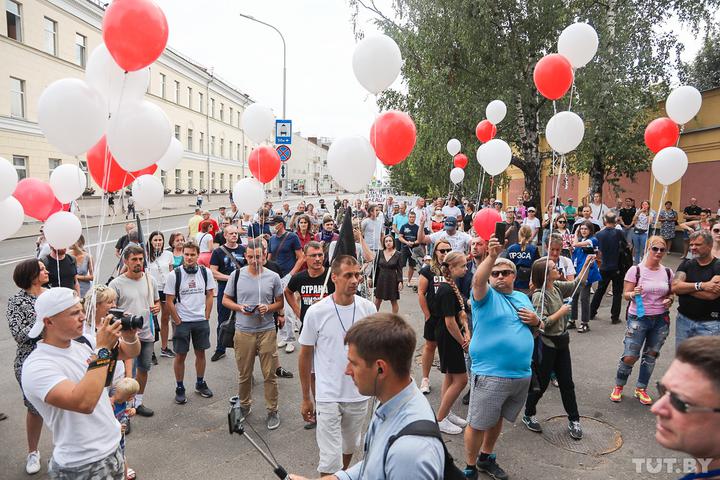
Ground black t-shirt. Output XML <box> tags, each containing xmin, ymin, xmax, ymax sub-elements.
<box><xmin>213</xmin><ymin>232</ymin><xmax>226</xmax><ymax>246</ymax></box>
<box><xmin>115</xmin><ymin>234</ymin><xmax>129</xmax><ymax>252</ymax></box>
<box><xmin>398</xmin><ymin>223</ymin><xmax>419</xmax><ymax>249</ymax></box>
<box><xmin>462</xmin><ymin>213</ymin><xmax>473</xmax><ymax>232</ymax></box>
<box><xmin>286</xmin><ymin>269</ymin><xmax>335</xmax><ymax>321</ymax></box>
<box><xmin>595</xmin><ymin>227</ymin><xmax>626</xmax><ymax>271</ymax></box>
<box><xmin>677</xmin><ymin>258</ymin><xmax>720</xmax><ymax>321</ymax></box>
<box><xmin>419</xmin><ymin>264</ymin><xmax>444</xmax><ymax>316</ymax></box>
<box><xmin>683</xmin><ymin>205</ymin><xmax>702</xmax><ymax>218</ymax></box>
<box><xmin>431</xmin><ymin>282</ymin><xmax>462</xmax><ymax>320</ymax></box>
<box><xmin>523</xmin><ymin>199</ymin><xmax>537</xmax><ymax>210</ymax></box>
<box><xmin>42</xmin><ymin>255</ymin><xmax>77</xmax><ymax>289</ymax></box>
<box><xmin>619</xmin><ymin>207</ymin><xmax>636</xmax><ymax>226</ymax></box>
<box><xmin>210</xmin><ymin>244</ymin><xmax>247</xmax><ymax>279</ymax></box>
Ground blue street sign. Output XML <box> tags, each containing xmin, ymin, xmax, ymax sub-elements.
<box><xmin>276</xmin><ymin>145</ymin><xmax>291</xmax><ymax>162</ymax></box>
<box><xmin>275</xmin><ymin>119</ymin><xmax>292</xmax><ymax>144</ymax></box>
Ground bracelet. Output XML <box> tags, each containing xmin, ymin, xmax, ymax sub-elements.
<box><xmin>695</xmin><ymin>282</ymin><xmax>702</xmax><ymax>291</ymax></box>
<box><xmin>121</xmin><ymin>336</ymin><xmax>139</xmax><ymax>345</ymax></box>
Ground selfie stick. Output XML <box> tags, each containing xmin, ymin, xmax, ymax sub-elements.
<box><xmin>228</xmin><ymin>408</ymin><xmax>289</xmax><ymax>479</ymax></box>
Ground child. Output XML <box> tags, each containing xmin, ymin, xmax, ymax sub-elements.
<box><xmin>110</xmin><ymin>377</ymin><xmax>140</xmax><ymax>480</ymax></box>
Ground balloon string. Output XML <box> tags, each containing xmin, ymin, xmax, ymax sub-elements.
<box><xmin>644</xmin><ymin>185</ymin><xmax>666</xmax><ymax>257</ymax></box>
<box><xmin>476</xmin><ymin>169</ymin><xmax>486</xmax><ymax>208</ymax></box>
<box><xmin>568</xmin><ymin>80</ymin><xmax>576</xmax><ymax>111</ymax></box>
<box><xmin>538</xmin><ymin>153</ymin><xmax>566</xmax><ymax>321</ymax></box>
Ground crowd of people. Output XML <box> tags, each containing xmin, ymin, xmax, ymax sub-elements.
<box><xmin>3</xmin><ymin>191</ymin><xmax>720</xmax><ymax>480</ymax></box>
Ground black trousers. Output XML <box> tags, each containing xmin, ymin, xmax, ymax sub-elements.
<box><xmin>590</xmin><ymin>269</ymin><xmax>624</xmax><ymax>321</ymax></box>
<box><xmin>525</xmin><ymin>341</ymin><xmax>580</xmax><ymax>421</ymax></box>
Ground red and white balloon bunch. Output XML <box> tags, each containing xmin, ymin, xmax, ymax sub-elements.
<box><xmin>476</xmin><ymin>100</ymin><xmax>512</xmax><ymax>176</ymax></box>
<box><xmin>446</xmin><ymin>139</ymin><xmax>466</xmax><ymax>185</ymax></box>
<box><xmin>328</xmin><ymin>34</ymin><xmax>417</xmax><ymax>192</ymax></box>
<box><xmin>647</xmin><ymin>86</ymin><xmax>702</xmax><ymax>186</ymax></box>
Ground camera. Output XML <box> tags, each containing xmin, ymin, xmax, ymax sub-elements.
<box><xmin>108</xmin><ymin>308</ymin><xmax>143</xmax><ymax>331</ymax></box>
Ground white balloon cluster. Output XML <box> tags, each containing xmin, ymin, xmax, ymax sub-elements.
<box><xmin>132</xmin><ymin>175</ymin><xmax>164</xmax><ymax>210</ymax></box>
<box><xmin>558</xmin><ymin>23</ymin><xmax>599</xmax><ymax>69</ymax></box>
<box><xmin>50</xmin><ymin>164</ymin><xmax>87</xmax><ymax>204</ymax></box>
<box><xmin>0</xmin><ymin>157</ymin><xmax>22</xmax><ymax>241</ymax></box>
<box><xmin>477</xmin><ymin>139</ymin><xmax>512</xmax><ymax>176</ymax></box>
<box><xmin>232</xmin><ymin>177</ymin><xmax>265</xmax><ymax>215</ymax></box>
<box><xmin>546</xmin><ymin>111</ymin><xmax>585</xmax><ymax>154</ymax></box>
<box><xmin>447</xmin><ymin>139</ymin><xmax>461</xmax><ymax>156</ymax></box>
<box><xmin>327</xmin><ymin>136</ymin><xmax>377</xmax><ymax>193</ymax></box>
<box><xmin>44</xmin><ymin>211</ymin><xmax>82</xmax><ymax>249</ymax></box>
<box><xmin>450</xmin><ymin>167</ymin><xmax>465</xmax><ymax>185</ymax></box>
<box><xmin>486</xmin><ymin>100</ymin><xmax>507</xmax><ymax>125</ymax></box>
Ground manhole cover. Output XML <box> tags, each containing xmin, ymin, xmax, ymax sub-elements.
<box><xmin>541</xmin><ymin>415</ymin><xmax>623</xmax><ymax>456</ymax></box>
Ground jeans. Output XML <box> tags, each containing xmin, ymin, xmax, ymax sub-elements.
<box><xmin>590</xmin><ymin>270</ymin><xmax>624</xmax><ymax>321</ymax></box>
<box><xmin>675</xmin><ymin>312</ymin><xmax>720</xmax><ymax>350</ymax></box>
<box><xmin>570</xmin><ymin>282</ymin><xmax>592</xmax><ymax>324</ymax></box>
<box><xmin>615</xmin><ymin>313</ymin><xmax>669</xmax><ymax>388</ymax></box>
<box><xmin>632</xmin><ymin>230</ymin><xmax>648</xmax><ymax>265</ymax></box>
<box><xmin>215</xmin><ymin>281</ymin><xmax>230</xmax><ymax>354</ymax></box>
<box><xmin>525</xmin><ymin>340</ymin><xmax>579</xmax><ymax>421</ymax></box>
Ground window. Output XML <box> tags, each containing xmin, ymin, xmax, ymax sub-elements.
<box><xmin>13</xmin><ymin>155</ymin><xmax>27</xmax><ymax>180</ymax></box>
<box><xmin>174</xmin><ymin>81</ymin><xmax>180</xmax><ymax>103</ymax></box>
<box><xmin>6</xmin><ymin>0</ymin><xmax>22</xmax><ymax>41</ymax></box>
<box><xmin>210</xmin><ymin>98</ymin><xmax>215</xmax><ymax>118</ymax></box>
<box><xmin>199</xmin><ymin>132</ymin><xmax>204</xmax><ymax>153</ymax></box>
<box><xmin>175</xmin><ymin>169</ymin><xmax>181</xmax><ymax>189</ymax></box>
<box><xmin>220</xmin><ymin>173</ymin><xmax>225</xmax><ymax>191</ymax></box>
<box><xmin>43</xmin><ymin>17</ymin><xmax>57</xmax><ymax>55</ymax></box>
<box><xmin>220</xmin><ymin>138</ymin><xmax>224</xmax><ymax>158</ymax></box>
<box><xmin>237</xmin><ymin>111</ymin><xmax>241</xmax><ymax>126</ymax></box>
<box><xmin>160</xmin><ymin>170</ymin><xmax>167</xmax><ymax>187</ymax></box>
<box><xmin>229</xmin><ymin>141</ymin><xmax>233</xmax><ymax>160</ymax></box>
<box><xmin>211</xmin><ymin>172</ymin><xmax>216</xmax><ymax>191</ymax></box>
<box><xmin>78</xmin><ymin>160</ymin><xmax>89</xmax><ymax>186</ymax></box>
<box><xmin>187</xmin><ymin>87</ymin><xmax>193</xmax><ymax>109</ymax></box>
<box><xmin>188</xmin><ymin>170</ymin><xmax>194</xmax><ymax>190</ymax></box>
<box><xmin>198</xmin><ymin>92</ymin><xmax>204</xmax><ymax>113</ymax></box>
<box><xmin>229</xmin><ymin>174</ymin><xmax>233</xmax><ymax>187</ymax></box>
<box><xmin>199</xmin><ymin>171</ymin><xmax>205</xmax><ymax>190</ymax></box>
<box><xmin>75</xmin><ymin>33</ymin><xmax>86</xmax><ymax>67</ymax></box>
<box><xmin>48</xmin><ymin>158</ymin><xmax>61</xmax><ymax>175</ymax></box>
<box><xmin>159</xmin><ymin>73</ymin><xmax>166</xmax><ymax>98</ymax></box>
<box><xmin>229</xmin><ymin>107</ymin><xmax>233</xmax><ymax>126</ymax></box>
<box><xmin>210</xmin><ymin>136</ymin><xmax>216</xmax><ymax>156</ymax></box>
<box><xmin>187</xmin><ymin>128</ymin><xmax>193</xmax><ymax>151</ymax></box>
<box><xmin>220</xmin><ymin>102</ymin><xmax>224</xmax><ymax>121</ymax></box>
<box><xmin>174</xmin><ymin>125</ymin><xmax>181</xmax><ymax>140</ymax></box>
<box><xmin>10</xmin><ymin>76</ymin><xmax>25</xmax><ymax>118</ymax></box>
<box><xmin>237</xmin><ymin>144</ymin><xmax>242</xmax><ymax>162</ymax></box>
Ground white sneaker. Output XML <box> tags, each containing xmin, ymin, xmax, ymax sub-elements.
<box><xmin>438</xmin><ymin>417</ymin><xmax>463</xmax><ymax>434</ymax></box>
<box><xmin>447</xmin><ymin>411</ymin><xmax>468</xmax><ymax>428</ymax></box>
<box><xmin>420</xmin><ymin>377</ymin><xmax>431</xmax><ymax>394</ymax></box>
<box><xmin>277</xmin><ymin>340</ymin><xmax>287</xmax><ymax>348</ymax></box>
<box><xmin>285</xmin><ymin>342</ymin><xmax>295</xmax><ymax>353</ymax></box>
<box><xmin>26</xmin><ymin>451</ymin><xmax>41</xmax><ymax>475</ymax></box>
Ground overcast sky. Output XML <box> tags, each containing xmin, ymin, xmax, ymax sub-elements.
<box><xmin>154</xmin><ymin>1</ymin><xmax>708</xmax><ymax>142</ymax></box>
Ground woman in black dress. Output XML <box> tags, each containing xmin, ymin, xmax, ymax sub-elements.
<box><xmin>373</xmin><ymin>234</ymin><xmax>403</xmax><ymax>313</ymax></box>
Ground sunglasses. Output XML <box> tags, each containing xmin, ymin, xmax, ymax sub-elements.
<box><xmin>650</xmin><ymin>246</ymin><xmax>666</xmax><ymax>253</ymax></box>
<box><xmin>436</xmin><ymin>248</ymin><xmax>452</xmax><ymax>254</ymax></box>
<box><xmin>491</xmin><ymin>270</ymin><xmax>515</xmax><ymax>278</ymax></box>
<box><xmin>656</xmin><ymin>382</ymin><xmax>720</xmax><ymax>414</ymax></box>
<box><xmin>557</xmin><ymin>220</ymin><xmax>566</xmax><ymax>224</ymax></box>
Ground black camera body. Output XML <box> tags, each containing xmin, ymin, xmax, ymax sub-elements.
<box><xmin>108</xmin><ymin>308</ymin><xmax>143</xmax><ymax>331</ymax></box>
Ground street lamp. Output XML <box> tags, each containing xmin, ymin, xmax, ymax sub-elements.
<box><xmin>239</xmin><ymin>12</ymin><xmax>287</xmax><ymax>194</ymax></box>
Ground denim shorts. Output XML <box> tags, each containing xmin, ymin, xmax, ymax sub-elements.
<box><xmin>135</xmin><ymin>341</ymin><xmax>155</xmax><ymax>372</ymax></box>
<box><xmin>622</xmin><ymin>313</ymin><xmax>670</xmax><ymax>358</ymax></box>
<box><xmin>173</xmin><ymin>321</ymin><xmax>211</xmax><ymax>354</ymax></box>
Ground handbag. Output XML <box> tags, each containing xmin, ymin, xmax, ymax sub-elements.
<box><xmin>218</xmin><ymin>317</ymin><xmax>236</xmax><ymax>349</ymax></box>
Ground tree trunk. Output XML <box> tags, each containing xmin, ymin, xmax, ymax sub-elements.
<box><xmin>513</xmin><ymin>93</ymin><xmax>543</xmax><ymax>214</ymax></box>
<box><xmin>589</xmin><ymin>154</ymin><xmax>605</xmax><ymax>199</ymax></box>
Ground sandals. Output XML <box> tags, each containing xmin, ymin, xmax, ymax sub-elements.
<box><xmin>127</xmin><ymin>467</ymin><xmax>136</xmax><ymax>480</ymax></box>
<box><xmin>578</xmin><ymin>323</ymin><xmax>590</xmax><ymax>333</ymax></box>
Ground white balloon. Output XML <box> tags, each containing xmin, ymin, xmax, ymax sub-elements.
<box><xmin>447</xmin><ymin>139</ymin><xmax>461</xmax><ymax>156</ymax></box>
<box><xmin>38</xmin><ymin>78</ymin><xmax>108</xmax><ymax>156</ymax></box>
<box><xmin>666</xmin><ymin>86</ymin><xmax>702</xmax><ymax>125</ymax></box>
<box><xmin>545</xmin><ymin>111</ymin><xmax>585</xmax><ymax>154</ymax></box>
<box><xmin>327</xmin><ymin>136</ymin><xmax>376</xmax><ymax>192</ymax></box>
<box><xmin>241</xmin><ymin>103</ymin><xmax>275</xmax><ymax>144</ymax></box>
<box><xmin>0</xmin><ymin>157</ymin><xmax>19</xmax><ymax>201</ymax></box>
<box><xmin>476</xmin><ymin>139</ymin><xmax>512</xmax><ymax>176</ymax></box>
<box><xmin>50</xmin><ymin>164</ymin><xmax>87</xmax><ymax>203</ymax></box>
<box><xmin>558</xmin><ymin>23</ymin><xmax>599</xmax><ymax>69</ymax></box>
<box><xmin>352</xmin><ymin>34</ymin><xmax>402</xmax><ymax>94</ymax></box>
<box><xmin>44</xmin><ymin>211</ymin><xmax>82</xmax><ymax>249</ymax></box>
<box><xmin>131</xmin><ymin>175</ymin><xmax>164</xmax><ymax>210</ymax></box>
<box><xmin>157</xmin><ymin>137</ymin><xmax>184</xmax><ymax>171</ymax></box>
<box><xmin>232</xmin><ymin>177</ymin><xmax>265</xmax><ymax>215</ymax></box>
<box><xmin>486</xmin><ymin>100</ymin><xmax>507</xmax><ymax>125</ymax></box>
<box><xmin>450</xmin><ymin>167</ymin><xmax>465</xmax><ymax>185</ymax></box>
<box><xmin>652</xmin><ymin>146</ymin><xmax>688</xmax><ymax>186</ymax></box>
<box><xmin>0</xmin><ymin>196</ymin><xmax>24</xmax><ymax>241</ymax></box>
<box><xmin>107</xmin><ymin>100</ymin><xmax>172</xmax><ymax>171</ymax></box>
<box><xmin>86</xmin><ymin>44</ymin><xmax>149</xmax><ymax>115</ymax></box>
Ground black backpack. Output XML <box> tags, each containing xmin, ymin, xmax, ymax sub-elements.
<box><xmin>383</xmin><ymin>420</ymin><xmax>465</xmax><ymax>479</ymax></box>
<box><xmin>173</xmin><ymin>266</ymin><xmax>209</xmax><ymax>304</ymax></box>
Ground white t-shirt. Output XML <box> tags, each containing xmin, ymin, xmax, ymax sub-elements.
<box><xmin>441</xmin><ymin>205</ymin><xmax>461</xmax><ymax>218</ymax></box>
<box><xmin>590</xmin><ymin>203</ymin><xmax>610</xmax><ymax>221</ymax></box>
<box><xmin>195</xmin><ymin>232</ymin><xmax>213</xmax><ymax>253</ymax></box>
<box><xmin>22</xmin><ymin>338</ymin><xmax>120</xmax><ymax>468</ymax></box>
<box><xmin>298</xmin><ymin>295</ymin><xmax>375</xmax><ymax>403</ymax></box>
<box><xmin>556</xmin><ymin>255</ymin><xmax>576</xmax><ymax>279</ymax></box>
<box><xmin>428</xmin><ymin>230</ymin><xmax>471</xmax><ymax>253</ymax></box>
<box><xmin>361</xmin><ymin>216</ymin><xmax>384</xmax><ymax>250</ymax></box>
<box><xmin>522</xmin><ymin>216</ymin><xmax>541</xmax><ymax>236</ymax></box>
<box><xmin>164</xmin><ymin>266</ymin><xmax>216</xmax><ymax>322</ymax></box>
<box><xmin>147</xmin><ymin>250</ymin><xmax>174</xmax><ymax>288</ymax></box>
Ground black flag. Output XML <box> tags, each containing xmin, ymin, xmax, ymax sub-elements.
<box><xmin>332</xmin><ymin>206</ymin><xmax>356</xmax><ymax>261</ymax></box>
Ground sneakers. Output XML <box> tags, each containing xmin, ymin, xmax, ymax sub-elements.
<box><xmin>463</xmin><ymin>468</ymin><xmax>479</xmax><ymax>479</ymax></box>
<box><xmin>135</xmin><ymin>404</ymin><xmax>154</xmax><ymax>417</ymax></box>
<box><xmin>462</xmin><ymin>390</ymin><xmax>471</xmax><ymax>405</ymax></box>
<box><xmin>522</xmin><ymin>415</ymin><xmax>542</xmax><ymax>433</ymax></box>
<box><xmin>303</xmin><ymin>420</ymin><xmax>317</xmax><ymax>430</ymax></box>
<box><xmin>151</xmin><ymin>351</ymin><xmax>158</xmax><ymax>365</ymax></box>
<box><xmin>210</xmin><ymin>351</ymin><xmax>226</xmax><ymax>362</ymax></box>
<box><xmin>195</xmin><ymin>381</ymin><xmax>213</xmax><ymax>398</ymax></box>
<box><xmin>160</xmin><ymin>347</ymin><xmax>176</xmax><ymax>358</ymax></box>
<box><xmin>634</xmin><ymin>387</ymin><xmax>653</xmax><ymax>405</ymax></box>
<box><xmin>438</xmin><ymin>417</ymin><xmax>463</xmax><ymax>434</ymax></box>
<box><xmin>285</xmin><ymin>342</ymin><xmax>295</xmax><ymax>354</ymax></box>
<box><xmin>276</xmin><ymin>366</ymin><xmax>294</xmax><ymax>378</ymax></box>
<box><xmin>175</xmin><ymin>387</ymin><xmax>187</xmax><ymax>405</ymax></box>
<box><xmin>551</xmin><ymin>377</ymin><xmax>560</xmax><ymax>388</ymax></box>
<box><xmin>447</xmin><ymin>411</ymin><xmax>468</xmax><ymax>428</ymax></box>
<box><xmin>277</xmin><ymin>339</ymin><xmax>288</xmax><ymax>348</ymax></box>
<box><xmin>476</xmin><ymin>455</ymin><xmax>508</xmax><ymax>480</ymax></box>
<box><xmin>267</xmin><ymin>411</ymin><xmax>281</xmax><ymax>430</ymax></box>
<box><xmin>26</xmin><ymin>451</ymin><xmax>41</xmax><ymax>475</ymax></box>
<box><xmin>578</xmin><ymin>323</ymin><xmax>590</xmax><ymax>333</ymax></box>
<box><xmin>567</xmin><ymin>320</ymin><xmax>576</xmax><ymax>330</ymax></box>
<box><xmin>420</xmin><ymin>377</ymin><xmax>431</xmax><ymax>394</ymax></box>
<box><xmin>569</xmin><ymin>420</ymin><xmax>583</xmax><ymax>440</ymax></box>
<box><xmin>611</xmin><ymin>318</ymin><xmax>621</xmax><ymax>324</ymax></box>
<box><xmin>610</xmin><ymin>385</ymin><xmax>624</xmax><ymax>402</ymax></box>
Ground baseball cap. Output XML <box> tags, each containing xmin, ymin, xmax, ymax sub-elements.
<box><xmin>29</xmin><ymin>288</ymin><xmax>81</xmax><ymax>339</ymax></box>
<box><xmin>567</xmin><ymin>198</ymin><xmax>574</xmax><ymax>202</ymax></box>
<box><xmin>444</xmin><ymin>217</ymin><xmax>457</xmax><ymax>229</ymax></box>
<box><xmin>268</xmin><ymin>215</ymin><xmax>285</xmax><ymax>225</ymax></box>
<box><xmin>494</xmin><ymin>200</ymin><xmax>503</xmax><ymax>205</ymax></box>
<box><xmin>528</xmin><ymin>207</ymin><xmax>537</xmax><ymax>212</ymax></box>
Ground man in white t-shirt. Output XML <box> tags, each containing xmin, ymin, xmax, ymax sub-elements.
<box><xmin>298</xmin><ymin>255</ymin><xmax>374</xmax><ymax>475</ymax></box>
<box><xmin>22</xmin><ymin>288</ymin><xmax>141</xmax><ymax>479</ymax></box>
<box><xmin>589</xmin><ymin>192</ymin><xmax>610</xmax><ymax>223</ymax></box>
<box><xmin>441</xmin><ymin>197</ymin><xmax>462</xmax><ymax>219</ymax></box>
<box><xmin>419</xmin><ymin>215</ymin><xmax>471</xmax><ymax>254</ymax></box>
<box><xmin>165</xmin><ymin>242</ymin><xmax>217</xmax><ymax>405</ymax></box>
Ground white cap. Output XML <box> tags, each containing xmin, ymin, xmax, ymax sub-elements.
<box><xmin>28</xmin><ymin>288</ymin><xmax>81</xmax><ymax>339</ymax></box>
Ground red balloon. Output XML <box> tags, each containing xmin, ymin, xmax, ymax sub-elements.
<box><xmin>475</xmin><ymin>120</ymin><xmax>497</xmax><ymax>143</ymax></box>
<box><xmin>644</xmin><ymin>117</ymin><xmax>680</xmax><ymax>153</ymax></box>
<box><xmin>473</xmin><ymin>208</ymin><xmax>503</xmax><ymax>241</ymax></box>
<box><xmin>102</xmin><ymin>0</ymin><xmax>169</xmax><ymax>72</ymax></box>
<box><xmin>249</xmin><ymin>146</ymin><xmax>281</xmax><ymax>183</ymax></box>
<box><xmin>13</xmin><ymin>178</ymin><xmax>57</xmax><ymax>221</ymax></box>
<box><xmin>533</xmin><ymin>54</ymin><xmax>574</xmax><ymax>100</ymax></box>
<box><xmin>370</xmin><ymin>111</ymin><xmax>417</xmax><ymax>166</ymax></box>
<box><xmin>87</xmin><ymin>136</ymin><xmax>154</xmax><ymax>192</ymax></box>
<box><xmin>453</xmin><ymin>153</ymin><xmax>468</xmax><ymax>169</ymax></box>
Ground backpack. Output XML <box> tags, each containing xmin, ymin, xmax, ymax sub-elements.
<box><xmin>173</xmin><ymin>266</ymin><xmax>209</xmax><ymax>304</ymax></box>
<box><xmin>383</xmin><ymin>420</ymin><xmax>465</xmax><ymax>479</ymax></box>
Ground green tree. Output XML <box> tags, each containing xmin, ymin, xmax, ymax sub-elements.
<box><xmin>684</xmin><ymin>27</ymin><xmax>720</xmax><ymax>91</ymax></box>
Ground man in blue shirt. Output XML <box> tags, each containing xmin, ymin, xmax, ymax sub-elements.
<box><xmin>465</xmin><ymin>234</ymin><xmax>540</xmax><ymax>480</ymax></box>
<box><xmin>590</xmin><ymin>212</ymin><xmax>628</xmax><ymax>324</ymax></box>
<box><xmin>289</xmin><ymin>313</ymin><xmax>444</xmax><ymax>480</ymax></box>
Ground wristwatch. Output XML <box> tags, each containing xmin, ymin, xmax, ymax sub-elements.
<box><xmin>695</xmin><ymin>282</ymin><xmax>704</xmax><ymax>292</ymax></box>
<box><xmin>95</xmin><ymin>348</ymin><xmax>112</xmax><ymax>360</ymax></box>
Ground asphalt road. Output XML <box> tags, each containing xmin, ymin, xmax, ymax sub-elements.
<box><xmin>0</xmin><ymin>212</ymin><xmax>689</xmax><ymax>479</ymax></box>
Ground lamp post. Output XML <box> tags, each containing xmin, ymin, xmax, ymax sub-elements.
<box><xmin>239</xmin><ymin>12</ymin><xmax>287</xmax><ymax>194</ymax></box>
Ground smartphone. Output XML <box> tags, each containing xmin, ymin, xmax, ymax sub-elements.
<box><xmin>243</xmin><ymin>305</ymin><xmax>258</xmax><ymax>314</ymax></box>
<box><xmin>494</xmin><ymin>222</ymin><xmax>507</xmax><ymax>245</ymax></box>
<box><xmin>582</xmin><ymin>246</ymin><xmax>595</xmax><ymax>254</ymax></box>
